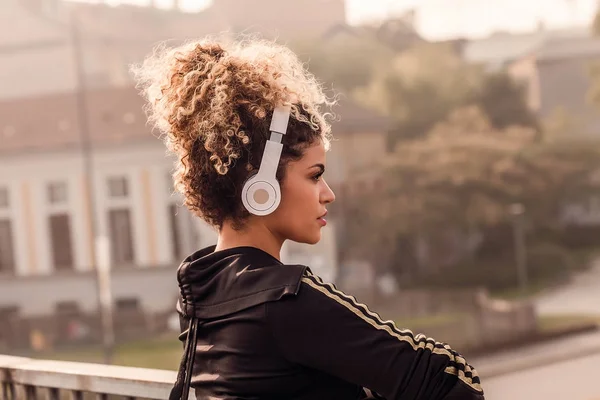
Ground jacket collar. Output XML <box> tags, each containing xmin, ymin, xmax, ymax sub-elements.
<box><xmin>176</xmin><ymin>245</ymin><xmax>307</xmax><ymax>318</ymax></box>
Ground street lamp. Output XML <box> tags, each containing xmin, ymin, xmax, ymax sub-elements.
<box><xmin>68</xmin><ymin>10</ymin><xmax>115</xmax><ymax>365</ymax></box>
<box><xmin>18</xmin><ymin>1</ymin><xmax>116</xmax><ymax>365</ymax></box>
<box><xmin>509</xmin><ymin>203</ymin><xmax>528</xmax><ymax>295</ymax></box>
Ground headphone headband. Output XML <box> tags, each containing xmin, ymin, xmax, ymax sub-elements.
<box><xmin>240</xmin><ymin>105</ymin><xmax>292</xmax><ymax>216</ymax></box>
<box><xmin>270</xmin><ymin>105</ymin><xmax>291</xmax><ymax>135</ymax></box>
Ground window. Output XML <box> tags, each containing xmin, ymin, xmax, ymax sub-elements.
<box><xmin>106</xmin><ymin>176</ymin><xmax>134</xmax><ymax>266</ymax></box>
<box><xmin>0</xmin><ymin>187</ymin><xmax>8</xmax><ymax>208</ymax></box>
<box><xmin>48</xmin><ymin>213</ymin><xmax>74</xmax><ymax>270</ymax></box>
<box><xmin>108</xmin><ymin>208</ymin><xmax>135</xmax><ymax>265</ymax></box>
<box><xmin>47</xmin><ymin>182</ymin><xmax>68</xmax><ymax>205</ymax></box>
<box><xmin>107</xmin><ymin>177</ymin><xmax>129</xmax><ymax>198</ymax></box>
<box><xmin>0</xmin><ymin>219</ymin><xmax>15</xmax><ymax>274</ymax></box>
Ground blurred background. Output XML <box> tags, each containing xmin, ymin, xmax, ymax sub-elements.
<box><xmin>2</xmin><ymin>0</ymin><xmax>600</xmax><ymax>398</ymax></box>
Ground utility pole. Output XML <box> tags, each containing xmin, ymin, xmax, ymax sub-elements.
<box><xmin>69</xmin><ymin>10</ymin><xmax>115</xmax><ymax>365</ymax></box>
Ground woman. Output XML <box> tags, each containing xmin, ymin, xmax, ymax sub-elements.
<box><xmin>133</xmin><ymin>37</ymin><xmax>484</xmax><ymax>400</ymax></box>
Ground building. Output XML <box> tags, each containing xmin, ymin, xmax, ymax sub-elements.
<box><xmin>459</xmin><ymin>24</ymin><xmax>600</xmax><ymax>137</ymax></box>
<box><xmin>480</xmin><ymin>27</ymin><xmax>600</xmax><ymax>223</ymax></box>
<box><xmin>0</xmin><ymin>86</ymin><xmax>388</xmax><ymax>277</ymax></box>
<box><xmin>507</xmin><ymin>34</ymin><xmax>600</xmax><ymax>136</ymax></box>
<box><xmin>0</xmin><ymin>0</ymin><xmax>391</xmax><ymax>348</ymax></box>
<box><xmin>461</xmin><ymin>25</ymin><xmax>589</xmax><ymax>71</ymax></box>
<box><xmin>1</xmin><ymin>0</ymin><xmax>346</xmax><ymax>100</ymax></box>
<box><xmin>0</xmin><ymin>87</ymin><xmax>203</xmax><ymax>277</ymax></box>
<box><xmin>0</xmin><ymin>85</ymin><xmax>389</xmax><ymax>348</ymax></box>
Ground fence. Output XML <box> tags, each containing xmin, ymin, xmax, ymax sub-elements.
<box><xmin>0</xmin><ymin>355</ymin><xmax>183</xmax><ymax>400</ymax></box>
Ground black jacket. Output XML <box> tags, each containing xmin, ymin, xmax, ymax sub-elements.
<box><xmin>170</xmin><ymin>245</ymin><xmax>484</xmax><ymax>400</ymax></box>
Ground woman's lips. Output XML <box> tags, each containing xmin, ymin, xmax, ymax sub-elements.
<box><xmin>317</xmin><ymin>211</ymin><xmax>328</xmax><ymax>226</ymax></box>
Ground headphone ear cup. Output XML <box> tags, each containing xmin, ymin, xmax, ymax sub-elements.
<box><xmin>241</xmin><ymin>170</ymin><xmax>258</xmax><ymax>213</ymax></box>
<box><xmin>241</xmin><ymin>169</ymin><xmax>259</xmax><ymax>188</ymax></box>
<box><xmin>240</xmin><ymin>104</ymin><xmax>290</xmax><ymax>217</ymax></box>
<box><xmin>241</xmin><ymin>174</ymin><xmax>281</xmax><ymax>216</ymax></box>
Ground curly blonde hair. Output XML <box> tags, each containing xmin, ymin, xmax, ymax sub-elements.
<box><xmin>132</xmin><ymin>36</ymin><xmax>335</xmax><ymax>229</ymax></box>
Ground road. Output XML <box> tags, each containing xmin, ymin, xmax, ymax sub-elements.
<box><xmin>472</xmin><ymin>258</ymin><xmax>600</xmax><ymax>399</ymax></box>
<box><xmin>470</xmin><ymin>320</ymin><xmax>600</xmax><ymax>399</ymax></box>
<box><xmin>535</xmin><ymin>260</ymin><xmax>600</xmax><ymax>316</ymax></box>
<box><xmin>481</xmin><ymin>352</ymin><xmax>600</xmax><ymax>400</ymax></box>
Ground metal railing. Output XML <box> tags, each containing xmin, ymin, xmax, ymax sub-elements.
<box><xmin>0</xmin><ymin>355</ymin><xmax>184</xmax><ymax>400</ymax></box>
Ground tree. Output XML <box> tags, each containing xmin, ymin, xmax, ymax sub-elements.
<box><xmin>587</xmin><ymin>60</ymin><xmax>600</xmax><ymax>109</ymax></box>
<box><xmin>356</xmin><ymin>42</ymin><xmax>540</xmax><ymax>146</ymax></box>
<box><xmin>290</xmin><ymin>34</ymin><xmax>395</xmax><ymax>93</ymax></box>
<box><xmin>356</xmin><ymin>42</ymin><xmax>482</xmax><ymax>143</ymax></box>
<box><xmin>587</xmin><ymin>10</ymin><xmax>600</xmax><ymax>109</ymax></box>
<box><xmin>475</xmin><ymin>72</ymin><xmax>540</xmax><ymax>131</ymax></box>
<box><xmin>342</xmin><ymin>106</ymin><xmax>600</xmax><ymax>281</ymax></box>
<box><xmin>292</xmin><ymin>37</ymin><xmax>539</xmax><ymax>149</ymax></box>
<box><xmin>592</xmin><ymin>9</ymin><xmax>600</xmax><ymax>36</ymax></box>
<box><xmin>542</xmin><ymin>106</ymin><xmax>586</xmax><ymax>140</ymax></box>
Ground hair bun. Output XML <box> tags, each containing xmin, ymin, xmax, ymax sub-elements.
<box><xmin>192</xmin><ymin>42</ymin><xmax>226</xmax><ymax>64</ymax></box>
<box><xmin>132</xmin><ymin>36</ymin><xmax>334</xmax><ymax>228</ymax></box>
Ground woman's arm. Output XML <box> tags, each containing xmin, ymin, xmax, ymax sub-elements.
<box><xmin>265</xmin><ymin>272</ymin><xmax>484</xmax><ymax>400</ymax></box>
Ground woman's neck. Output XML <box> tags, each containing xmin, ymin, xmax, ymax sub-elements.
<box><xmin>215</xmin><ymin>219</ymin><xmax>284</xmax><ymax>261</ymax></box>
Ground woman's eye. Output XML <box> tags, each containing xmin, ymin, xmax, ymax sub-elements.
<box><xmin>313</xmin><ymin>172</ymin><xmax>323</xmax><ymax>181</ymax></box>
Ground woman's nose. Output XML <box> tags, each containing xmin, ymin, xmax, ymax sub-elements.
<box><xmin>321</xmin><ymin>180</ymin><xmax>335</xmax><ymax>204</ymax></box>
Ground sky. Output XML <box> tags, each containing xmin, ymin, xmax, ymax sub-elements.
<box><xmin>73</xmin><ymin>0</ymin><xmax>600</xmax><ymax>40</ymax></box>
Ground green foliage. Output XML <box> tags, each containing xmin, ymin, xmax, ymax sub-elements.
<box><xmin>25</xmin><ymin>334</ymin><xmax>181</xmax><ymax>371</ymax></box>
<box><xmin>475</xmin><ymin>72</ymin><xmax>540</xmax><ymax>131</ymax></box>
<box><xmin>542</xmin><ymin>106</ymin><xmax>586</xmax><ymax>140</ymax></box>
<box><xmin>587</xmin><ymin>10</ymin><xmax>600</xmax><ymax>109</ymax></box>
<box><xmin>539</xmin><ymin>225</ymin><xmax>600</xmax><ymax>250</ymax></box>
<box><xmin>593</xmin><ymin>10</ymin><xmax>600</xmax><ymax>36</ymax></box>
<box><xmin>293</xmin><ymin>38</ymin><xmax>538</xmax><ymax>146</ymax></box>
<box><xmin>586</xmin><ymin>60</ymin><xmax>600</xmax><ymax>108</ymax></box>
<box><xmin>413</xmin><ymin>242</ymin><xmax>574</xmax><ymax>291</ymax></box>
<box><xmin>309</xmin><ymin>32</ymin><xmax>600</xmax><ymax>290</ymax></box>
<box><xmin>354</xmin><ymin>42</ymin><xmax>539</xmax><ymax>145</ymax></box>
<box><xmin>290</xmin><ymin>34</ymin><xmax>395</xmax><ymax>93</ymax></box>
<box><xmin>342</xmin><ymin>106</ymin><xmax>600</xmax><ymax>287</ymax></box>
<box><xmin>357</xmin><ymin>42</ymin><xmax>483</xmax><ymax>143</ymax></box>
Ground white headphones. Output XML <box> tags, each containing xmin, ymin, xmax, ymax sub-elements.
<box><xmin>241</xmin><ymin>105</ymin><xmax>291</xmax><ymax>216</ymax></box>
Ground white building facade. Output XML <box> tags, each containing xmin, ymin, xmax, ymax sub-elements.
<box><xmin>0</xmin><ymin>114</ymin><xmax>339</xmax><ymax>317</ymax></box>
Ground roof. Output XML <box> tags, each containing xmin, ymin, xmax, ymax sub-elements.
<box><xmin>536</xmin><ymin>36</ymin><xmax>600</xmax><ymax>62</ymax></box>
<box><xmin>0</xmin><ymin>87</ymin><xmax>389</xmax><ymax>156</ymax></box>
<box><xmin>462</xmin><ymin>26</ymin><xmax>590</xmax><ymax>66</ymax></box>
<box><xmin>0</xmin><ymin>86</ymin><xmax>152</xmax><ymax>155</ymax></box>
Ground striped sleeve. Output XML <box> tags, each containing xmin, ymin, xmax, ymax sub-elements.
<box><xmin>266</xmin><ymin>270</ymin><xmax>484</xmax><ymax>400</ymax></box>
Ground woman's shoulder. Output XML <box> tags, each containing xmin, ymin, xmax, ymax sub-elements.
<box><xmin>266</xmin><ymin>269</ymin><xmax>485</xmax><ymax>399</ymax></box>
<box><xmin>267</xmin><ymin>267</ymin><xmax>372</xmax><ymax>323</ymax></box>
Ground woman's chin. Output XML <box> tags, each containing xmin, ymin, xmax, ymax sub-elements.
<box><xmin>305</xmin><ymin>231</ymin><xmax>322</xmax><ymax>245</ymax></box>
<box><xmin>291</xmin><ymin>231</ymin><xmax>321</xmax><ymax>245</ymax></box>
